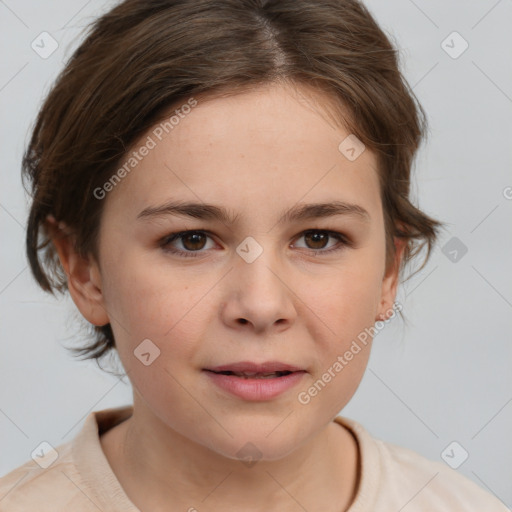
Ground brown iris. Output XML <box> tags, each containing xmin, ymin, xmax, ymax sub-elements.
<box><xmin>181</xmin><ymin>232</ymin><xmax>207</xmax><ymax>251</ymax></box>
<box><xmin>303</xmin><ymin>231</ymin><xmax>330</xmax><ymax>250</ymax></box>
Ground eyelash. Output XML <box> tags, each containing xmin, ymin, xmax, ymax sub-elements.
<box><xmin>159</xmin><ymin>229</ymin><xmax>352</xmax><ymax>258</ymax></box>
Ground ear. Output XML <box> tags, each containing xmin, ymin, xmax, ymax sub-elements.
<box><xmin>375</xmin><ymin>237</ymin><xmax>406</xmax><ymax>322</ymax></box>
<box><xmin>46</xmin><ymin>215</ymin><xmax>110</xmax><ymax>327</ymax></box>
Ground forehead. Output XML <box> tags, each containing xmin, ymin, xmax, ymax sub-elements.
<box><xmin>104</xmin><ymin>83</ymin><xmax>382</xmax><ymax>225</ymax></box>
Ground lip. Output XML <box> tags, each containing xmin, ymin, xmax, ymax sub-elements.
<box><xmin>203</xmin><ymin>361</ymin><xmax>307</xmax><ymax>401</ymax></box>
<box><xmin>205</xmin><ymin>361</ymin><xmax>305</xmax><ymax>373</ymax></box>
<box><xmin>204</xmin><ymin>370</ymin><xmax>306</xmax><ymax>401</ymax></box>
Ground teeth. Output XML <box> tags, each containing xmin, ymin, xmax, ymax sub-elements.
<box><xmin>232</xmin><ymin>371</ymin><xmax>290</xmax><ymax>378</ymax></box>
<box><xmin>235</xmin><ymin>372</ymin><xmax>279</xmax><ymax>378</ymax></box>
<box><xmin>211</xmin><ymin>370</ymin><xmax>294</xmax><ymax>378</ymax></box>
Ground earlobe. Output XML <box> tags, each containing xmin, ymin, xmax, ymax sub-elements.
<box><xmin>46</xmin><ymin>215</ymin><xmax>110</xmax><ymax>327</ymax></box>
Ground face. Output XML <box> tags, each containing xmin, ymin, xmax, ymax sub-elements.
<box><xmin>62</xmin><ymin>82</ymin><xmax>402</xmax><ymax>461</ymax></box>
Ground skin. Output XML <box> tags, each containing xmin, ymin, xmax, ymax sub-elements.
<box><xmin>51</xmin><ymin>81</ymin><xmax>405</xmax><ymax>512</ymax></box>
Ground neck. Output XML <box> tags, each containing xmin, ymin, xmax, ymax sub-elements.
<box><xmin>100</xmin><ymin>400</ymin><xmax>360</xmax><ymax>512</ymax></box>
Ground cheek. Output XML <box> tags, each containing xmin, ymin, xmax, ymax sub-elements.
<box><xmin>307</xmin><ymin>252</ymin><xmax>384</xmax><ymax>337</ymax></box>
<box><xmin>297</xmin><ymin>270</ymin><xmax>378</xmax><ymax>414</ymax></box>
<box><xmin>103</xmin><ymin>263</ymin><xmax>209</xmax><ymax>411</ymax></box>
<box><xmin>101</xmin><ymin>254</ymin><xmax>212</xmax><ymax>358</ymax></box>
<box><xmin>298</xmin><ymin>251</ymin><xmax>383</xmax><ymax>398</ymax></box>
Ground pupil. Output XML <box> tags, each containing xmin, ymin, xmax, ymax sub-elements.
<box><xmin>306</xmin><ymin>232</ymin><xmax>327</xmax><ymax>249</ymax></box>
<box><xmin>184</xmin><ymin>233</ymin><xmax>205</xmax><ymax>250</ymax></box>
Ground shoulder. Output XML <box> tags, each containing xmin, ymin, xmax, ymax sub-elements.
<box><xmin>0</xmin><ymin>406</ymin><xmax>136</xmax><ymax>512</ymax></box>
<box><xmin>0</xmin><ymin>440</ymin><xmax>96</xmax><ymax>511</ymax></box>
<box><xmin>335</xmin><ymin>416</ymin><xmax>508</xmax><ymax>511</ymax></box>
<box><xmin>376</xmin><ymin>439</ymin><xmax>507</xmax><ymax>510</ymax></box>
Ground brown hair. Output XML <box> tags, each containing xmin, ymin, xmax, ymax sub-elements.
<box><xmin>22</xmin><ymin>0</ymin><xmax>446</xmax><ymax>368</ymax></box>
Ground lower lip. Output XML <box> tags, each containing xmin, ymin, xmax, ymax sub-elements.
<box><xmin>204</xmin><ymin>370</ymin><xmax>306</xmax><ymax>401</ymax></box>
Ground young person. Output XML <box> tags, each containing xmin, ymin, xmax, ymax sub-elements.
<box><xmin>1</xmin><ymin>0</ymin><xmax>507</xmax><ymax>510</ymax></box>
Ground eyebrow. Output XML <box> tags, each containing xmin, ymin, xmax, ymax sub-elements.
<box><xmin>137</xmin><ymin>200</ymin><xmax>371</xmax><ymax>225</ymax></box>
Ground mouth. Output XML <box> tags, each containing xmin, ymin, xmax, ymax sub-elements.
<box><xmin>203</xmin><ymin>362</ymin><xmax>307</xmax><ymax>400</ymax></box>
<box><xmin>203</xmin><ymin>361</ymin><xmax>306</xmax><ymax>378</ymax></box>
<box><xmin>205</xmin><ymin>369</ymin><xmax>297</xmax><ymax>379</ymax></box>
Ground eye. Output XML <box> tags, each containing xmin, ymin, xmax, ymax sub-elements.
<box><xmin>292</xmin><ymin>230</ymin><xmax>351</xmax><ymax>254</ymax></box>
<box><xmin>160</xmin><ymin>230</ymin><xmax>216</xmax><ymax>257</ymax></box>
<box><xmin>159</xmin><ymin>229</ymin><xmax>352</xmax><ymax>258</ymax></box>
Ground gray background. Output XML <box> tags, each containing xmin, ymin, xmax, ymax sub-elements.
<box><xmin>1</xmin><ymin>0</ymin><xmax>511</xmax><ymax>507</ymax></box>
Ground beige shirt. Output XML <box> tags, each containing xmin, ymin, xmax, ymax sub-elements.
<box><xmin>0</xmin><ymin>405</ymin><xmax>507</xmax><ymax>511</ymax></box>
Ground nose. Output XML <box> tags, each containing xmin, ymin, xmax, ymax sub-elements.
<box><xmin>220</xmin><ymin>240</ymin><xmax>297</xmax><ymax>335</ymax></box>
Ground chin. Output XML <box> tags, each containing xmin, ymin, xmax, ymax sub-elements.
<box><xmin>201</xmin><ymin>425</ymin><xmax>307</xmax><ymax>464</ymax></box>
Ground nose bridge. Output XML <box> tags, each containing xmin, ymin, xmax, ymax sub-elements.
<box><xmin>225</xmin><ymin>233</ymin><xmax>295</xmax><ymax>329</ymax></box>
<box><xmin>234</xmin><ymin>233</ymin><xmax>285</xmax><ymax>293</ymax></box>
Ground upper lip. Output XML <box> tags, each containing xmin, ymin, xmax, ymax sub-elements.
<box><xmin>204</xmin><ymin>361</ymin><xmax>305</xmax><ymax>373</ymax></box>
